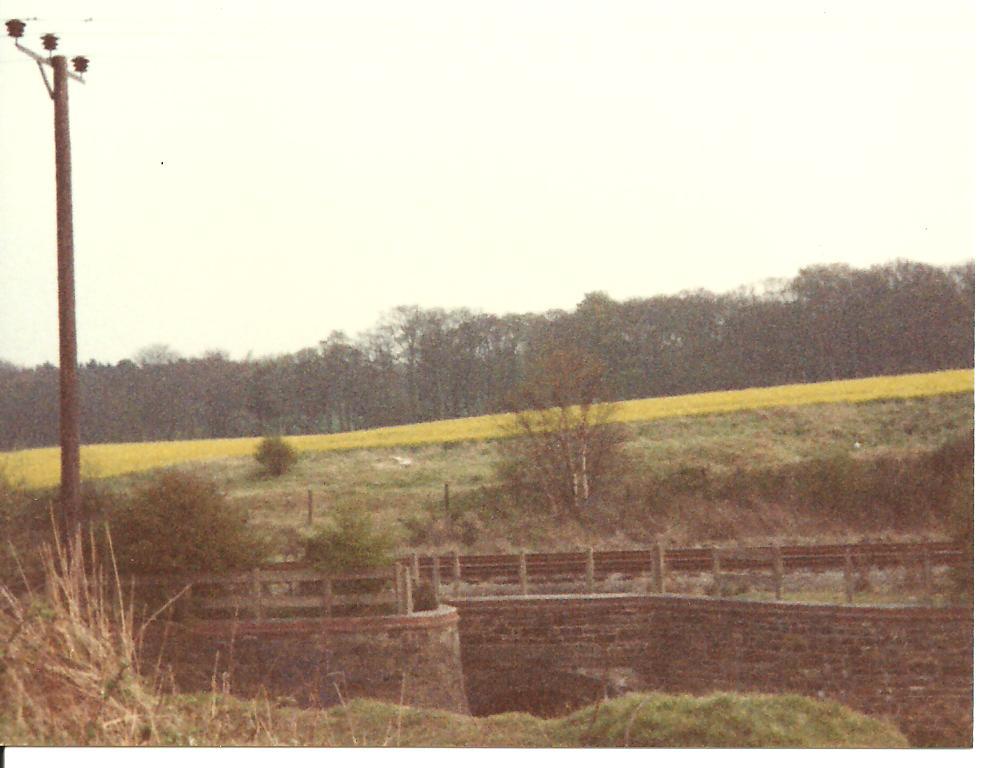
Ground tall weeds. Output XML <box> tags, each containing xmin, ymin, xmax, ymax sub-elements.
<box><xmin>0</xmin><ymin>525</ymin><xmax>159</xmax><ymax>745</ymax></box>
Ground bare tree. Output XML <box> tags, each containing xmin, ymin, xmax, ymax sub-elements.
<box><xmin>133</xmin><ymin>343</ymin><xmax>181</xmax><ymax>367</ymax></box>
<box><xmin>500</xmin><ymin>348</ymin><xmax>627</xmax><ymax>518</ymax></box>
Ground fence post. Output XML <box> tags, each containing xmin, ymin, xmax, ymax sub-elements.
<box><xmin>444</xmin><ymin>482</ymin><xmax>450</xmax><ymax>522</ymax></box>
<box><xmin>432</xmin><ymin>553</ymin><xmax>442</xmax><ymax>597</ymax></box>
<box><xmin>857</xmin><ymin>550</ymin><xmax>871</xmax><ymax>594</ymax></box>
<box><xmin>649</xmin><ymin>543</ymin><xmax>658</xmax><ymax>593</ymax></box>
<box><xmin>251</xmin><ymin>567</ymin><xmax>263</xmax><ymax>621</ymax></box>
<box><xmin>586</xmin><ymin>548</ymin><xmax>595</xmax><ymax>593</ymax></box>
<box><xmin>394</xmin><ymin>561</ymin><xmax>404</xmax><ymax>614</ymax></box>
<box><xmin>452</xmin><ymin>549</ymin><xmax>461</xmax><ymax>597</ymax></box>
<box><xmin>922</xmin><ymin>541</ymin><xmax>933</xmax><ymax>607</ymax></box>
<box><xmin>772</xmin><ymin>544</ymin><xmax>783</xmax><ymax>600</ymax></box>
<box><xmin>411</xmin><ymin>552</ymin><xmax>421</xmax><ymax>585</ymax></box>
<box><xmin>307</xmin><ymin>488</ymin><xmax>314</xmax><ymax>527</ymax></box>
<box><xmin>656</xmin><ymin>539</ymin><xmax>667</xmax><ymax>594</ymax></box>
<box><xmin>403</xmin><ymin>566</ymin><xmax>414</xmax><ymax>615</ymax></box>
<box><xmin>519</xmin><ymin>550</ymin><xmax>529</xmax><ymax>595</ymax></box>
<box><xmin>322</xmin><ymin>576</ymin><xmax>334</xmax><ymax>616</ymax></box>
<box><xmin>843</xmin><ymin>548</ymin><xmax>854</xmax><ymax>604</ymax></box>
<box><xmin>712</xmin><ymin>548</ymin><xmax>722</xmax><ymax>597</ymax></box>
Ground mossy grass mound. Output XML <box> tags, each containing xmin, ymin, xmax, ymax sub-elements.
<box><xmin>25</xmin><ymin>691</ymin><xmax>905</xmax><ymax>747</ymax></box>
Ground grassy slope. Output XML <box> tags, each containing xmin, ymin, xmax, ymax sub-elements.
<box><xmin>190</xmin><ymin>390</ymin><xmax>972</xmax><ymax>554</ymax></box>
<box><xmin>0</xmin><ymin>368</ymin><xmax>973</xmax><ymax>489</ymax></box>
<box><xmin>2</xmin><ymin>691</ymin><xmax>908</xmax><ymax>747</ymax></box>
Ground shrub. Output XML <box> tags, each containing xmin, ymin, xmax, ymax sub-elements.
<box><xmin>400</xmin><ymin>511</ymin><xmax>445</xmax><ymax>548</ymax></box>
<box><xmin>254</xmin><ymin>435</ymin><xmax>298</xmax><ymax>477</ymax></box>
<box><xmin>303</xmin><ymin>508</ymin><xmax>394</xmax><ymax>575</ymax></box>
<box><xmin>105</xmin><ymin>470</ymin><xmax>269</xmax><ymax>575</ymax></box>
<box><xmin>412</xmin><ymin>581</ymin><xmax>439</xmax><ymax>612</ymax></box>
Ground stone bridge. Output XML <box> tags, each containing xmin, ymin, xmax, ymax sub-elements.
<box><xmin>450</xmin><ymin>593</ymin><xmax>972</xmax><ymax>747</ymax></box>
<box><xmin>160</xmin><ymin>593</ymin><xmax>972</xmax><ymax>747</ymax></box>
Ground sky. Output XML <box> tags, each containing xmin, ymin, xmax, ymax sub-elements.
<box><xmin>0</xmin><ymin>0</ymin><xmax>980</xmax><ymax>367</ymax></box>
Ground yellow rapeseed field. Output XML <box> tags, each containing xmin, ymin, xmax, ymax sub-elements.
<box><xmin>0</xmin><ymin>368</ymin><xmax>973</xmax><ymax>490</ymax></box>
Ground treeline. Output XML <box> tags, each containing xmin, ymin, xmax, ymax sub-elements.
<box><xmin>0</xmin><ymin>260</ymin><xmax>974</xmax><ymax>451</ymax></box>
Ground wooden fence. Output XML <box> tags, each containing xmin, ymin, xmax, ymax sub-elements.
<box><xmin>137</xmin><ymin>540</ymin><xmax>966</xmax><ymax>619</ymax></box>
<box><xmin>137</xmin><ymin>564</ymin><xmax>420</xmax><ymax>620</ymax></box>
<box><xmin>399</xmin><ymin>539</ymin><xmax>966</xmax><ymax>604</ymax></box>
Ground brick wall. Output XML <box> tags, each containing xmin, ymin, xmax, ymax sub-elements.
<box><xmin>156</xmin><ymin>606</ymin><xmax>469</xmax><ymax>714</ymax></box>
<box><xmin>451</xmin><ymin>594</ymin><xmax>972</xmax><ymax>746</ymax></box>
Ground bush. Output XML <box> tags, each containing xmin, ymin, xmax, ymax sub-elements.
<box><xmin>303</xmin><ymin>508</ymin><xmax>394</xmax><ymax>575</ymax></box>
<box><xmin>412</xmin><ymin>581</ymin><xmax>439</xmax><ymax>612</ymax></box>
<box><xmin>254</xmin><ymin>435</ymin><xmax>298</xmax><ymax>477</ymax></box>
<box><xmin>105</xmin><ymin>470</ymin><xmax>269</xmax><ymax>575</ymax></box>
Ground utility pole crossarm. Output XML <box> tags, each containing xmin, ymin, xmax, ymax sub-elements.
<box><xmin>14</xmin><ymin>41</ymin><xmax>86</xmax><ymax>83</ymax></box>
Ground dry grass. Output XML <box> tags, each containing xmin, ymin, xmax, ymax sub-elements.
<box><xmin>0</xmin><ymin>368</ymin><xmax>973</xmax><ymax>489</ymax></box>
<box><xmin>0</xmin><ymin>525</ymin><xmax>159</xmax><ymax>744</ymax></box>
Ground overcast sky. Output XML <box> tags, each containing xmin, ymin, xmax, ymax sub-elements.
<box><xmin>0</xmin><ymin>0</ymin><xmax>979</xmax><ymax>367</ymax></box>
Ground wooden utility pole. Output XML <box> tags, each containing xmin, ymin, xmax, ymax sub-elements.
<box><xmin>52</xmin><ymin>54</ymin><xmax>81</xmax><ymax>542</ymax></box>
<box><xmin>6</xmin><ymin>24</ymin><xmax>89</xmax><ymax>546</ymax></box>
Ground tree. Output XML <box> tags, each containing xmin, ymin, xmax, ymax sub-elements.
<box><xmin>0</xmin><ymin>260</ymin><xmax>974</xmax><ymax>452</ymax></box>
<box><xmin>499</xmin><ymin>348</ymin><xmax>628</xmax><ymax>518</ymax></box>
<box><xmin>254</xmin><ymin>435</ymin><xmax>298</xmax><ymax>477</ymax></box>
<box><xmin>303</xmin><ymin>507</ymin><xmax>395</xmax><ymax>574</ymax></box>
<box><xmin>133</xmin><ymin>343</ymin><xmax>181</xmax><ymax>367</ymax></box>
<box><xmin>105</xmin><ymin>470</ymin><xmax>268</xmax><ymax>574</ymax></box>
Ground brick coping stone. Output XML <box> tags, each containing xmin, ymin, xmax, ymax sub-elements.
<box><xmin>450</xmin><ymin>592</ymin><xmax>971</xmax><ymax>619</ymax></box>
<box><xmin>190</xmin><ymin>604</ymin><xmax>459</xmax><ymax>636</ymax></box>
